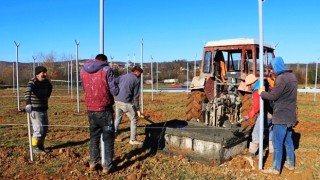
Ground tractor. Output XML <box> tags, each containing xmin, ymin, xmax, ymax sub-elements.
<box><xmin>186</xmin><ymin>38</ymin><xmax>275</xmax><ymax>128</ymax></box>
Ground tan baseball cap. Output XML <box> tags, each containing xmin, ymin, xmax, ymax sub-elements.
<box><xmin>245</xmin><ymin>74</ymin><xmax>258</xmax><ymax>85</ymax></box>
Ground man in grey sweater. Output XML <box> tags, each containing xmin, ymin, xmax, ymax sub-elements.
<box><xmin>114</xmin><ymin>66</ymin><xmax>143</xmax><ymax>145</ymax></box>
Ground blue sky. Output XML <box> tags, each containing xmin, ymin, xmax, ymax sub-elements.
<box><xmin>1</xmin><ymin>0</ymin><xmax>319</xmax><ymax>64</ymax></box>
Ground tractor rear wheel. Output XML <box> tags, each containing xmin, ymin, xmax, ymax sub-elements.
<box><xmin>186</xmin><ymin>90</ymin><xmax>206</xmax><ymax>122</ymax></box>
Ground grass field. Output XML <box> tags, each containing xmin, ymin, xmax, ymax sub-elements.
<box><xmin>0</xmin><ymin>87</ymin><xmax>320</xmax><ymax>179</ymax></box>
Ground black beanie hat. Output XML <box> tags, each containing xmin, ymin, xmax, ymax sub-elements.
<box><xmin>35</xmin><ymin>66</ymin><xmax>47</xmax><ymax>75</ymax></box>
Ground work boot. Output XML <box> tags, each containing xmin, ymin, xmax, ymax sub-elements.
<box><xmin>89</xmin><ymin>163</ymin><xmax>97</xmax><ymax>171</ymax></box>
<box><xmin>32</xmin><ymin>146</ymin><xmax>44</xmax><ymax>154</ymax></box>
<box><xmin>32</xmin><ymin>146</ymin><xmax>51</xmax><ymax>153</ymax></box>
<box><xmin>129</xmin><ymin>140</ymin><xmax>143</xmax><ymax>145</ymax></box>
<box><xmin>261</xmin><ymin>168</ymin><xmax>280</xmax><ymax>175</ymax></box>
<box><xmin>102</xmin><ymin>163</ymin><xmax>115</xmax><ymax>174</ymax></box>
<box><xmin>39</xmin><ymin>145</ymin><xmax>52</xmax><ymax>153</ymax></box>
<box><xmin>248</xmin><ymin>142</ymin><xmax>259</xmax><ymax>155</ymax></box>
<box><xmin>32</xmin><ymin>138</ymin><xmax>51</xmax><ymax>153</ymax></box>
<box><xmin>284</xmin><ymin>161</ymin><xmax>295</xmax><ymax>170</ymax></box>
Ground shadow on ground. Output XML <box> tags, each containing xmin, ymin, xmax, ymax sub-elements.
<box><xmin>113</xmin><ymin>119</ymin><xmax>187</xmax><ymax>172</ymax></box>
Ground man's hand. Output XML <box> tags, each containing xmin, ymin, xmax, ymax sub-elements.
<box><xmin>258</xmin><ymin>87</ymin><xmax>265</xmax><ymax>95</ymax></box>
<box><xmin>239</xmin><ymin>116</ymin><xmax>248</xmax><ymax>123</ymax></box>
<box><xmin>25</xmin><ymin>104</ymin><xmax>32</xmax><ymax>113</ymax></box>
<box><xmin>235</xmin><ymin>116</ymin><xmax>248</xmax><ymax>126</ymax></box>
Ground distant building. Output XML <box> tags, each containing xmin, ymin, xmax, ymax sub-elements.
<box><xmin>163</xmin><ymin>79</ymin><xmax>178</xmax><ymax>84</ymax></box>
<box><xmin>145</xmin><ymin>80</ymin><xmax>153</xmax><ymax>84</ymax></box>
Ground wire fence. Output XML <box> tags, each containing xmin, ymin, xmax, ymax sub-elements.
<box><xmin>0</xmin><ymin>86</ymin><xmax>319</xmax><ymax>133</ymax></box>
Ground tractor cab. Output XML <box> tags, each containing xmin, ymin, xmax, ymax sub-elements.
<box><xmin>187</xmin><ymin>38</ymin><xmax>275</xmax><ymax>127</ymax></box>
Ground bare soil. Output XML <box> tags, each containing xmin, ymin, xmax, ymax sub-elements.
<box><xmin>0</xmin><ymin>90</ymin><xmax>319</xmax><ymax>179</ymax></box>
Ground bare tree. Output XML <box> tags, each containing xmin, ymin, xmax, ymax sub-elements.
<box><xmin>38</xmin><ymin>52</ymin><xmax>62</xmax><ymax>80</ymax></box>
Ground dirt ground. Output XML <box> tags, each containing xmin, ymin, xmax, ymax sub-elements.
<box><xmin>0</xmin><ymin>90</ymin><xmax>320</xmax><ymax>179</ymax></box>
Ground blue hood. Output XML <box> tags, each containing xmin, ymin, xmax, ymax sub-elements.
<box><xmin>83</xmin><ymin>60</ymin><xmax>108</xmax><ymax>73</ymax></box>
<box><xmin>270</xmin><ymin>57</ymin><xmax>287</xmax><ymax>76</ymax></box>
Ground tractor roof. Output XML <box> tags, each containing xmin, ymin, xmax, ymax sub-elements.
<box><xmin>205</xmin><ymin>38</ymin><xmax>274</xmax><ymax>49</ymax></box>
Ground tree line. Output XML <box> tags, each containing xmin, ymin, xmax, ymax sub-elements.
<box><xmin>0</xmin><ymin>53</ymin><xmax>318</xmax><ymax>87</ymax></box>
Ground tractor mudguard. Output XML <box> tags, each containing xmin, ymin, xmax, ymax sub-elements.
<box><xmin>189</xmin><ymin>76</ymin><xmax>205</xmax><ymax>90</ymax></box>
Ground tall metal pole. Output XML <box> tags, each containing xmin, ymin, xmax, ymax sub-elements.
<box><xmin>140</xmin><ymin>38</ymin><xmax>144</xmax><ymax>113</ymax></box>
<box><xmin>12</xmin><ymin>63</ymin><xmax>15</xmax><ymax>93</ymax></box>
<box><xmin>127</xmin><ymin>54</ymin><xmax>129</xmax><ymax>74</ymax></box>
<box><xmin>75</xmin><ymin>40</ymin><xmax>80</xmax><ymax>113</ymax></box>
<box><xmin>100</xmin><ymin>0</ymin><xmax>104</xmax><ymax>54</ymax></box>
<box><xmin>14</xmin><ymin>41</ymin><xmax>21</xmax><ymax>111</ymax></box>
<box><xmin>110</xmin><ymin>56</ymin><xmax>114</xmax><ymax>68</ymax></box>
<box><xmin>99</xmin><ymin>0</ymin><xmax>105</xmax><ymax>165</ymax></box>
<box><xmin>187</xmin><ymin>62</ymin><xmax>189</xmax><ymax>94</ymax></box>
<box><xmin>156</xmin><ymin>61</ymin><xmax>159</xmax><ymax>94</ymax></box>
<box><xmin>314</xmin><ymin>59</ymin><xmax>319</xmax><ymax>102</ymax></box>
<box><xmin>134</xmin><ymin>53</ymin><xmax>136</xmax><ymax>65</ymax></box>
<box><xmin>32</xmin><ymin>56</ymin><xmax>37</xmax><ymax>77</ymax></box>
<box><xmin>258</xmin><ymin>0</ymin><xmax>265</xmax><ymax>170</ymax></box>
<box><xmin>70</xmin><ymin>59</ymin><xmax>73</xmax><ymax>99</ymax></box>
<box><xmin>305</xmin><ymin>64</ymin><xmax>308</xmax><ymax>89</ymax></box>
<box><xmin>151</xmin><ymin>56</ymin><xmax>154</xmax><ymax>101</ymax></box>
<box><xmin>68</xmin><ymin>62</ymin><xmax>70</xmax><ymax>94</ymax></box>
<box><xmin>194</xmin><ymin>54</ymin><xmax>197</xmax><ymax>77</ymax></box>
<box><xmin>305</xmin><ymin>63</ymin><xmax>308</xmax><ymax>95</ymax></box>
<box><xmin>27</xmin><ymin>113</ymin><xmax>34</xmax><ymax>161</ymax></box>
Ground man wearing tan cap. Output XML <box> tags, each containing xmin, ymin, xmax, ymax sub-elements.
<box><xmin>241</xmin><ymin>74</ymin><xmax>273</xmax><ymax>157</ymax></box>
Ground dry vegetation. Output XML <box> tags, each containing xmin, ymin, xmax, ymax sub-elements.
<box><xmin>0</xmin><ymin>87</ymin><xmax>320</xmax><ymax>179</ymax></box>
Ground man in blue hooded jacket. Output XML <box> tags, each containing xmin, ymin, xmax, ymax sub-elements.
<box><xmin>259</xmin><ymin>57</ymin><xmax>297</xmax><ymax>174</ymax></box>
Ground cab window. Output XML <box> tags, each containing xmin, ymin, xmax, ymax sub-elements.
<box><xmin>203</xmin><ymin>51</ymin><xmax>212</xmax><ymax>73</ymax></box>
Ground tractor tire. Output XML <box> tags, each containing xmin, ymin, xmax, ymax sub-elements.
<box><xmin>186</xmin><ymin>90</ymin><xmax>206</xmax><ymax>122</ymax></box>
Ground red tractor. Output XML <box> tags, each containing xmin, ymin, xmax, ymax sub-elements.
<box><xmin>186</xmin><ymin>38</ymin><xmax>275</xmax><ymax>128</ymax></box>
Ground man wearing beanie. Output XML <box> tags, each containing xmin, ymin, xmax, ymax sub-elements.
<box><xmin>24</xmin><ymin>65</ymin><xmax>53</xmax><ymax>153</ymax></box>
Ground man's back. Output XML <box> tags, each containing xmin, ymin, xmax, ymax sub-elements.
<box><xmin>80</xmin><ymin>59</ymin><xmax>111</xmax><ymax>111</ymax></box>
<box><xmin>115</xmin><ymin>73</ymin><xmax>140</xmax><ymax>104</ymax></box>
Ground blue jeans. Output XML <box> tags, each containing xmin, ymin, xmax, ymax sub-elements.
<box><xmin>88</xmin><ymin>110</ymin><xmax>115</xmax><ymax>168</ymax></box>
<box><xmin>114</xmin><ymin>101</ymin><xmax>137</xmax><ymax>141</ymax></box>
<box><xmin>272</xmin><ymin>125</ymin><xmax>295</xmax><ymax>171</ymax></box>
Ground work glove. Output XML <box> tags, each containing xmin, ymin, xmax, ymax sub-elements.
<box><xmin>25</xmin><ymin>104</ymin><xmax>32</xmax><ymax>113</ymax></box>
